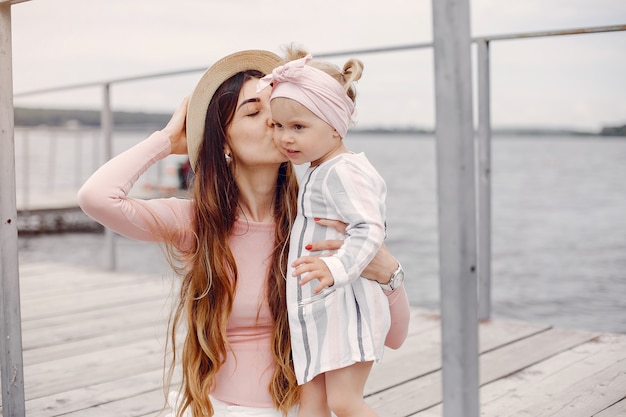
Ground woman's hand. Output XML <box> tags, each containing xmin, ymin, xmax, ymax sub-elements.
<box><xmin>162</xmin><ymin>97</ymin><xmax>189</xmax><ymax>155</ymax></box>
<box><xmin>306</xmin><ymin>218</ymin><xmax>398</xmax><ymax>285</ymax></box>
<box><xmin>304</xmin><ymin>218</ymin><xmax>345</xmax><ymax>253</ymax></box>
<box><xmin>360</xmin><ymin>243</ymin><xmax>397</xmax><ymax>285</ymax></box>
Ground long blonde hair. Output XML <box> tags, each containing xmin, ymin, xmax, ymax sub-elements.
<box><xmin>164</xmin><ymin>70</ymin><xmax>300</xmax><ymax>416</ymax></box>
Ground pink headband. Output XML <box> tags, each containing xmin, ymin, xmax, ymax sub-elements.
<box><xmin>258</xmin><ymin>55</ymin><xmax>355</xmax><ymax>137</ymax></box>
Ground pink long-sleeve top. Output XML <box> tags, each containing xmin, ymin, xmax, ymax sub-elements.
<box><xmin>77</xmin><ymin>131</ymin><xmax>410</xmax><ymax>407</ymax></box>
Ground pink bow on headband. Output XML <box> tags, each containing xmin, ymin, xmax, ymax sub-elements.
<box><xmin>257</xmin><ymin>54</ymin><xmax>311</xmax><ymax>91</ymax></box>
<box><xmin>258</xmin><ymin>55</ymin><xmax>355</xmax><ymax>137</ymax></box>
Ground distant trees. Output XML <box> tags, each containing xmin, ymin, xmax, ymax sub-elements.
<box><xmin>600</xmin><ymin>125</ymin><xmax>626</xmax><ymax>137</ymax></box>
<box><xmin>13</xmin><ymin>106</ymin><xmax>626</xmax><ymax>136</ymax></box>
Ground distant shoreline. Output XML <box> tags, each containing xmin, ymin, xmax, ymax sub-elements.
<box><xmin>14</xmin><ymin>106</ymin><xmax>626</xmax><ymax>137</ymax></box>
<box><xmin>352</xmin><ymin>127</ymin><xmax>620</xmax><ymax>137</ymax></box>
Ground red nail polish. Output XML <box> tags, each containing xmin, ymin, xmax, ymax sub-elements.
<box><xmin>314</xmin><ymin>217</ymin><xmax>320</xmax><ymax>221</ymax></box>
<box><xmin>305</xmin><ymin>244</ymin><xmax>312</xmax><ymax>251</ymax></box>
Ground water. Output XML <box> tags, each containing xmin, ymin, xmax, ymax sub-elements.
<box><xmin>14</xmin><ymin>129</ymin><xmax>626</xmax><ymax>334</ymax></box>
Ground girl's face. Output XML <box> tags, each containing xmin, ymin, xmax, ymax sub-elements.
<box><xmin>226</xmin><ymin>79</ymin><xmax>288</xmax><ymax>170</ymax></box>
<box><xmin>271</xmin><ymin>97</ymin><xmax>344</xmax><ymax>167</ymax></box>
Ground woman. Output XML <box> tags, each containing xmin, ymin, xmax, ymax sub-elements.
<box><xmin>78</xmin><ymin>49</ymin><xmax>410</xmax><ymax>417</ymax></box>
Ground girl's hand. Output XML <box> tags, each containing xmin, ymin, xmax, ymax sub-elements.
<box><xmin>292</xmin><ymin>256</ymin><xmax>334</xmax><ymax>294</ymax></box>
<box><xmin>306</xmin><ymin>218</ymin><xmax>398</xmax><ymax>285</ymax></box>
<box><xmin>162</xmin><ymin>97</ymin><xmax>189</xmax><ymax>155</ymax></box>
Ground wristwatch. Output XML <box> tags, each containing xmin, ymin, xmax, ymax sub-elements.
<box><xmin>379</xmin><ymin>261</ymin><xmax>404</xmax><ymax>291</ymax></box>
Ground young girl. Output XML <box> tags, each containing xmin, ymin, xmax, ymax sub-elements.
<box><xmin>258</xmin><ymin>49</ymin><xmax>397</xmax><ymax>417</ymax></box>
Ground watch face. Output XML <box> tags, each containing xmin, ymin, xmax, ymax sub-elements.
<box><xmin>395</xmin><ymin>268</ymin><xmax>404</xmax><ymax>282</ymax></box>
<box><xmin>380</xmin><ymin>264</ymin><xmax>403</xmax><ymax>291</ymax></box>
<box><xmin>387</xmin><ymin>265</ymin><xmax>404</xmax><ymax>290</ymax></box>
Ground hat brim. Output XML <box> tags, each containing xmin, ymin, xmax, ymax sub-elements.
<box><xmin>186</xmin><ymin>50</ymin><xmax>281</xmax><ymax>171</ymax></box>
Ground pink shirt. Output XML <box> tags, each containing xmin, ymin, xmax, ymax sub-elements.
<box><xmin>77</xmin><ymin>131</ymin><xmax>410</xmax><ymax>407</ymax></box>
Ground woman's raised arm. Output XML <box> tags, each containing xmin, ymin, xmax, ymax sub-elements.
<box><xmin>77</xmin><ymin>99</ymin><xmax>193</xmax><ymax>244</ymax></box>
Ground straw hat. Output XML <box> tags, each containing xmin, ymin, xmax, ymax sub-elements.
<box><xmin>186</xmin><ymin>50</ymin><xmax>281</xmax><ymax>171</ymax></box>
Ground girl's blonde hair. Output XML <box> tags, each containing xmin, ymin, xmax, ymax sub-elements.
<box><xmin>281</xmin><ymin>44</ymin><xmax>364</xmax><ymax>104</ymax></box>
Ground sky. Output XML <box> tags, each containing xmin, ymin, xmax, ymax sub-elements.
<box><xmin>9</xmin><ymin>0</ymin><xmax>626</xmax><ymax>131</ymax></box>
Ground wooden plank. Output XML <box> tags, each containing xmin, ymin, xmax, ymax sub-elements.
<box><xmin>23</xmin><ymin>324</ymin><xmax>169</xmax><ymax>365</ymax></box>
<box><xmin>367</xmin><ymin>327</ymin><xmax>441</xmax><ymax>395</ymax></box>
<box><xmin>477</xmin><ymin>318</ymin><xmax>549</xmax><ymax>353</ymax></box>
<box><xmin>20</xmin><ymin>270</ymin><xmax>171</xmax><ymax>299</ymax></box>
<box><xmin>21</xmin><ymin>297</ymin><xmax>171</xmax><ymax>332</ymax></box>
<box><xmin>510</xmin><ymin>358</ymin><xmax>626</xmax><ymax>416</ymax></box>
<box><xmin>17</xmin><ymin>262</ymin><xmax>62</xmax><ymax>275</ymax></box>
<box><xmin>366</xmin><ymin>315</ymin><xmax>549</xmax><ymax>395</ymax></box>
<box><xmin>366</xmin><ymin>328</ymin><xmax>598</xmax><ymax>416</ymax></box>
<box><xmin>410</xmin><ymin>407</ymin><xmax>440</xmax><ymax>417</ymax></box>
<box><xmin>24</xmin><ymin>339</ymin><xmax>167</xmax><ymax>400</ymax></box>
<box><xmin>20</xmin><ymin>282</ymin><xmax>171</xmax><ymax>320</ymax></box>
<box><xmin>415</xmin><ymin>334</ymin><xmax>626</xmax><ymax>417</ymax></box>
<box><xmin>480</xmin><ymin>328</ymin><xmax>598</xmax><ymax>383</ymax></box>
<box><xmin>58</xmin><ymin>389</ymin><xmax>167</xmax><ymax>417</ymax></box>
<box><xmin>22</xmin><ymin>300</ymin><xmax>171</xmax><ymax>350</ymax></box>
<box><xmin>19</xmin><ymin>268</ymin><xmax>169</xmax><ymax>298</ymax></box>
<box><xmin>594</xmin><ymin>398</ymin><xmax>626</xmax><ymax>417</ymax></box>
<box><xmin>480</xmin><ymin>335</ymin><xmax>626</xmax><ymax>416</ymax></box>
<box><xmin>18</xmin><ymin>261</ymin><xmax>162</xmax><ymax>282</ymax></box>
<box><xmin>368</xmin><ymin>365</ymin><xmax>442</xmax><ymax>416</ymax></box>
<box><xmin>24</xmin><ymin>370</ymin><xmax>177</xmax><ymax>417</ymax></box>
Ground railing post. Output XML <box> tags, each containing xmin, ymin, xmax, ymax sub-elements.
<box><xmin>74</xmin><ymin>128</ymin><xmax>82</xmax><ymax>188</ymax></box>
<box><xmin>0</xmin><ymin>3</ymin><xmax>26</xmax><ymax>416</ymax></box>
<box><xmin>431</xmin><ymin>0</ymin><xmax>480</xmax><ymax>416</ymax></box>
<box><xmin>47</xmin><ymin>129</ymin><xmax>57</xmax><ymax>190</ymax></box>
<box><xmin>92</xmin><ymin>128</ymin><xmax>99</xmax><ymax>177</ymax></box>
<box><xmin>101</xmin><ymin>82</ymin><xmax>117</xmax><ymax>270</ymax></box>
<box><xmin>21</xmin><ymin>129</ymin><xmax>30</xmax><ymax>216</ymax></box>
<box><xmin>477</xmin><ymin>39</ymin><xmax>492</xmax><ymax>321</ymax></box>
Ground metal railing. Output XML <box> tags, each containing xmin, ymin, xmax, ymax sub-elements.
<box><xmin>13</xmin><ymin>23</ymin><xmax>626</xmax><ymax>304</ymax></box>
<box><xmin>2</xmin><ymin>1</ymin><xmax>625</xmax><ymax>412</ymax></box>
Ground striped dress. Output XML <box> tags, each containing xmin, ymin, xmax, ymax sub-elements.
<box><xmin>287</xmin><ymin>152</ymin><xmax>391</xmax><ymax>385</ymax></box>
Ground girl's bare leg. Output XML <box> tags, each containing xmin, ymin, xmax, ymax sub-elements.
<box><xmin>297</xmin><ymin>373</ymin><xmax>331</xmax><ymax>417</ymax></box>
<box><xmin>325</xmin><ymin>361</ymin><xmax>377</xmax><ymax>417</ymax></box>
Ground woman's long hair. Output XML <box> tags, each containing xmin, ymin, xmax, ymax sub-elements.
<box><xmin>165</xmin><ymin>70</ymin><xmax>300</xmax><ymax>416</ymax></box>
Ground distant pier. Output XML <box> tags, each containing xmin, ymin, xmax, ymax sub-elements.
<box><xmin>16</xmin><ymin>189</ymin><xmax>188</xmax><ymax>234</ymax></box>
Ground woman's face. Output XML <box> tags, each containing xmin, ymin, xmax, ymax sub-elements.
<box><xmin>226</xmin><ymin>78</ymin><xmax>288</xmax><ymax>169</ymax></box>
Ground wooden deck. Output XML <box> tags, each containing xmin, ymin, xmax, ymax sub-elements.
<box><xmin>1</xmin><ymin>262</ymin><xmax>625</xmax><ymax>416</ymax></box>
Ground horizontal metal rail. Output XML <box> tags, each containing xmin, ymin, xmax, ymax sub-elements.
<box><xmin>14</xmin><ymin>24</ymin><xmax>625</xmax><ymax>98</ymax></box>
<box><xmin>475</xmin><ymin>24</ymin><xmax>626</xmax><ymax>42</ymax></box>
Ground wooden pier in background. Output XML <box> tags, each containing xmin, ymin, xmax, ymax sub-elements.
<box><xmin>15</xmin><ymin>189</ymin><xmax>187</xmax><ymax>234</ymax></box>
<box><xmin>0</xmin><ymin>262</ymin><xmax>623</xmax><ymax>416</ymax></box>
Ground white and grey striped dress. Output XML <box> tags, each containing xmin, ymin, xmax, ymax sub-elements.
<box><xmin>287</xmin><ymin>152</ymin><xmax>391</xmax><ymax>385</ymax></box>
